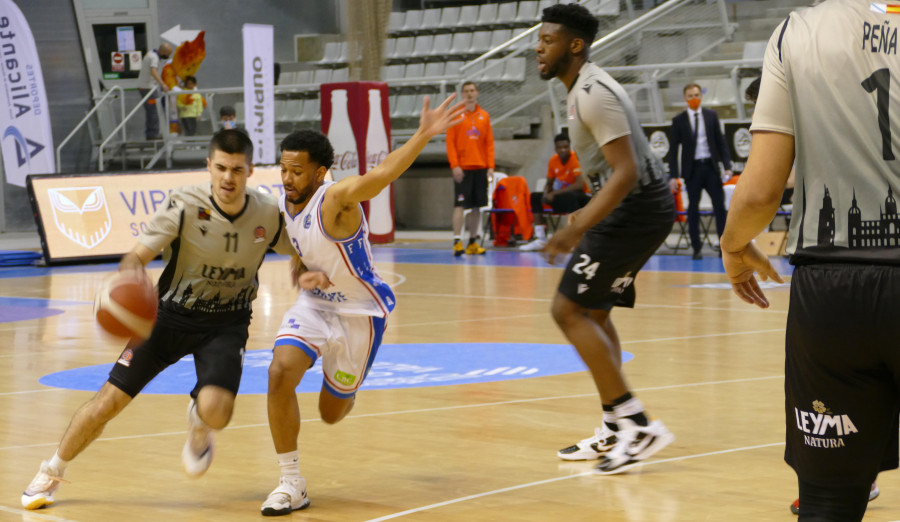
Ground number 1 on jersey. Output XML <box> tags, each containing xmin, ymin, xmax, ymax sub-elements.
<box><xmin>861</xmin><ymin>68</ymin><xmax>894</xmax><ymax>161</ymax></box>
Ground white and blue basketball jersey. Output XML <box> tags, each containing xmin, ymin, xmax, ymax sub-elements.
<box><xmin>279</xmin><ymin>181</ymin><xmax>395</xmax><ymax>317</ymax></box>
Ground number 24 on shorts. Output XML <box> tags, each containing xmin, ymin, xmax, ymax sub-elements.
<box><xmin>572</xmin><ymin>254</ymin><xmax>600</xmax><ymax>280</ymax></box>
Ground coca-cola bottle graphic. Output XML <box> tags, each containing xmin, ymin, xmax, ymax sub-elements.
<box><xmin>365</xmin><ymin>89</ymin><xmax>392</xmax><ymax>237</ymax></box>
<box><xmin>326</xmin><ymin>89</ymin><xmax>359</xmax><ymax>181</ymax></box>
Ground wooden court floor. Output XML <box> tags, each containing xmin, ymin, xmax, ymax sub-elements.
<box><xmin>1</xmin><ymin>247</ymin><xmax>898</xmax><ymax>521</ymax></box>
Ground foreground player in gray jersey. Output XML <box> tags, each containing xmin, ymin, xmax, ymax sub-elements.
<box><xmin>721</xmin><ymin>1</ymin><xmax>900</xmax><ymax>519</ymax></box>
<box><xmin>536</xmin><ymin>3</ymin><xmax>675</xmax><ymax>474</ymax></box>
<box><xmin>22</xmin><ymin>130</ymin><xmax>292</xmax><ymax>509</ymax></box>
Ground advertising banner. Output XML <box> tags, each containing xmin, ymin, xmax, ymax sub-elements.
<box><xmin>28</xmin><ymin>167</ymin><xmax>284</xmax><ymax>264</ymax></box>
<box><xmin>242</xmin><ymin>24</ymin><xmax>274</xmax><ymax>165</ymax></box>
<box><xmin>0</xmin><ymin>0</ymin><xmax>55</xmax><ymax>186</ymax></box>
<box><xmin>320</xmin><ymin>82</ymin><xmax>394</xmax><ymax>243</ymax></box>
<box><xmin>723</xmin><ymin>121</ymin><xmax>753</xmax><ymax>175</ymax></box>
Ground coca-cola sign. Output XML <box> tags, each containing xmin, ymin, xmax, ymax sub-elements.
<box><xmin>336</xmin><ymin>150</ymin><xmax>358</xmax><ymax>171</ymax></box>
<box><xmin>366</xmin><ymin>150</ymin><xmax>388</xmax><ymax>169</ymax></box>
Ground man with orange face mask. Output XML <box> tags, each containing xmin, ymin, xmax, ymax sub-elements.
<box><xmin>667</xmin><ymin>83</ymin><xmax>733</xmax><ymax>260</ymax></box>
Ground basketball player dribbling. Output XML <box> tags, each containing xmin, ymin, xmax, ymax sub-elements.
<box><xmin>22</xmin><ymin>129</ymin><xmax>293</xmax><ymax>509</ymax></box>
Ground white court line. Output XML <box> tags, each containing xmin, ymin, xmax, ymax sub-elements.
<box><xmin>390</xmin><ymin>312</ymin><xmax>548</xmax><ymax>329</ymax></box>
<box><xmin>0</xmin><ymin>375</ymin><xmax>781</xmax><ymax>452</ymax></box>
<box><xmin>0</xmin><ymin>504</ymin><xmax>79</xmax><ymax>521</ymax></box>
<box><xmin>364</xmin><ymin>441</ymin><xmax>787</xmax><ymax>521</ymax></box>
<box><xmin>0</xmin><ymin>388</ymin><xmax>60</xmax><ymax>396</ymax></box>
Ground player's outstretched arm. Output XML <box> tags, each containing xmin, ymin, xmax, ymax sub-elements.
<box><xmin>329</xmin><ymin>94</ymin><xmax>465</xmax><ymax>206</ymax></box>
<box><xmin>118</xmin><ymin>244</ymin><xmax>157</xmax><ymax>284</ymax></box>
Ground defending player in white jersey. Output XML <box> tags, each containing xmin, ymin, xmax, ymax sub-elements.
<box><xmin>260</xmin><ymin>95</ymin><xmax>464</xmax><ymax>516</ymax></box>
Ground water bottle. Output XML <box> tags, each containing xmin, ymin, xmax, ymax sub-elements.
<box><xmin>326</xmin><ymin>89</ymin><xmax>359</xmax><ymax>181</ymax></box>
<box><xmin>365</xmin><ymin>89</ymin><xmax>392</xmax><ymax>236</ymax></box>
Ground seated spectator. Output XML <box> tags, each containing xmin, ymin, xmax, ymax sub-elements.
<box><xmin>220</xmin><ymin>105</ymin><xmax>238</xmax><ymax>130</ymax></box>
<box><xmin>176</xmin><ymin>76</ymin><xmax>205</xmax><ymax>136</ymax></box>
<box><xmin>520</xmin><ymin>133</ymin><xmax>591</xmax><ymax>251</ymax></box>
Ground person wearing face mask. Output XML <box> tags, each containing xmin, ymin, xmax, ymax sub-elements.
<box><xmin>137</xmin><ymin>43</ymin><xmax>173</xmax><ymax>140</ymax></box>
<box><xmin>219</xmin><ymin>105</ymin><xmax>240</xmax><ymax>131</ymax></box>
<box><xmin>667</xmin><ymin>83</ymin><xmax>733</xmax><ymax>260</ymax></box>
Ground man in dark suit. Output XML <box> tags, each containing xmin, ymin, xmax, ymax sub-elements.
<box><xmin>668</xmin><ymin>83</ymin><xmax>733</xmax><ymax>259</ymax></box>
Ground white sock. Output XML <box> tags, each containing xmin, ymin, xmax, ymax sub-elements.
<box><xmin>278</xmin><ymin>451</ymin><xmax>301</xmax><ymax>480</ymax></box>
<box><xmin>49</xmin><ymin>451</ymin><xmax>69</xmax><ymax>475</ymax></box>
<box><xmin>534</xmin><ymin>224</ymin><xmax>546</xmax><ymax>240</ymax></box>
<box><xmin>602</xmin><ymin>412</ymin><xmax>619</xmax><ymax>432</ymax></box>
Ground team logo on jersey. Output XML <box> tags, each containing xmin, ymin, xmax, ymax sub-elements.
<box><xmin>47</xmin><ymin>186</ymin><xmax>112</xmax><ymax>250</ymax></box>
<box><xmin>198</xmin><ymin>207</ymin><xmax>211</xmax><ymax>220</ymax></box>
<box><xmin>116</xmin><ymin>348</ymin><xmax>134</xmax><ymax>367</ymax></box>
<box><xmin>733</xmin><ymin>128</ymin><xmax>752</xmax><ymax>159</ymax></box>
<box><xmin>303</xmin><ymin>214</ymin><xmax>312</xmax><ymax>229</ymax></box>
<box><xmin>253</xmin><ymin>226</ymin><xmax>266</xmax><ymax>243</ymax></box>
<box><xmin>649</xmin><ymin>131</ymin><xmax>670</xmax><ymax>160</ymax></box>
<box><xmin>198</xmin><ymin>224</ymin><xmax>208</xmax><ymax>236</ymax></box>
<box><xmin>568</xmin><ymin>104</ymin><xmax>576</xmax><ymax>121</ymax></box>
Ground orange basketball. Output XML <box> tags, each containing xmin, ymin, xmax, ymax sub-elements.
<box><xmin>93</xmin><ymin>271</ymin><xmax>158</xmax><ymax>340</ymax></box>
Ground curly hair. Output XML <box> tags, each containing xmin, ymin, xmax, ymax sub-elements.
<box><xmin>209</xmin><ymin>129</ymin><xmax>253</xmax><ymax>159</ymax></box>
<box><xmin>541</xmin><ymin>3</ymin><xmax>600</xmax><ymax>54</ymax></box>
<box><xmin>280</xmin><ymin>129</ymin><xmax>335</xmax><ymax>170</ymax></box>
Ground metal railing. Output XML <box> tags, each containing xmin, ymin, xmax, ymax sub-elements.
<box><xmin>55</xmin><ymin>85</ymin><xmax>125</xmax><ymax>172</ymax></box>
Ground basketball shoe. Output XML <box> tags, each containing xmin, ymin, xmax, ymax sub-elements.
<box><xmin>790</xmin><ymin>482</ymin><xmax>879</xmax><ymax>515</ymax></box>
<box><xmin>261</xmin><ymin>476</ymin><xmax>310</xmax><ymax>516</ymax></box>
<box><xmin>21</xmin><ymin>460</ymin><xmax>66</xmax><ymax>509</ymax></box>
<box><xmin>519</xmin><ymin>238</ymin><xmax>547</xmax><ymax>252</ymax></box>
<box><xmin>595</xmin><ymin>418</ymin><xmax>675</xmax><ymax>475</ymax></box>
<box><xmin>557</xmin><ymin>426</ymin><xmax>618</xmax><ymax>460</ymax></box>
<box><xmin>182</xmin><ymin>399</ymin><xmax>214</xmax><ymax>477</ymax></box>
<box><xmin>465</xmin><ymin>242</ymin><xmax>486</xmax><ymax>255</ymax></box>
<box><xmin>453</xmin><ymin>242</ymin><xmax>464</xmax><ymax>256</ymax></box>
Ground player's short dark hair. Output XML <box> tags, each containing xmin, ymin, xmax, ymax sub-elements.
<box><xmin>209</xmin><ymin>129</ymin><xmax>253</xmax><ymax>160</ymax></box>
<box><xmin>683</xmin><ymin>83</ymin><xmax>702</xmax><ymax>94</ymax></box>
<box><xmin>554</xmin><ymin>132</ymin><xmax>570</xmax><ymax>144</ymax></box>
<box><xmin>541</xmin><ymin>3</ymin><xmax>599</xmax><ymax>54</ymax></box>
<box><xmin>462</xmin><ymin>81</ymin><xmax>477</xmax><ymax>90</ymax></box>
<box><xmin>219</xmin><ymin>105</ymin><xmax>236</xmax><ymax>118</ymax></box>
<box><xmin>280</xmin><ymin>129</ymin><xmax>335</xmax><ymax>170</ymax></box>
<box><xmin>745</xmin><ymin>77</ymin><xmax>761</xmax><ymax>104</ymax></box>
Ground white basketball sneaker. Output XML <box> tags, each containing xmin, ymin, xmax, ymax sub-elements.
<box><xmin>557</xmin><ymin>426</ymin><xmax>618</xmax><ymax>461</ymax></box>
<box><xmin>182</xmin><ymin>399</ymin><xmax>214</xmax><ymax>477</ymax></box>
<box><xmin>21</xmin><ymin>460</ymin><xmax>66</xmax><ymax>509</ymax></box>
<box><xmin>519</xmin><ymin>238</ymin><xmax>548</xmax><ymax>252</ymax></box>
<box><xmin>261</xmin><ymin>476</ymin><xmax>310</xmax><ymax>516</ymax></box>
<box><xmin>595</xmin><ymin>418</ymin><xmax>674</xmax><ymax>474</ymax></box>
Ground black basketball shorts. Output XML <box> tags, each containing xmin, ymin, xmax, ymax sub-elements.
<box><xmin>785</xmin><ymin>263</ymin><xmax>900</xmax><ymax>487</ymax></box>
<box><xmin>108</xmin><ymin>318</ymin><xmax>249</xmax><ymax>399</ymax></box>
<box><xmin>557</xmin><ymin>208</ymin><xmax>671</xmax><ymax>310</ymax></box>
<box><xmin>453</xmin><ymin>168</ymin><xmax>488</xmax><ymax>209</ymax></box>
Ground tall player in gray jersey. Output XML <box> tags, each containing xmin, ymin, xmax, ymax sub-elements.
<box><xmin>259</xmin><ymin>95</ymin><xmax>464</xmax><ymax>516</ymax></box>
<box><xmin>721</xmin><ymin>1</ymin><xmax>900</xmax><ymax>519</ymax></box>
<box><xmin>536</xmin><ymin>4</ymin><xmax>676</xmax><ymax>475</ymax></box>
<box><xmin>22</xmin><ymin>130</ymin><xmax>292</xmax><ymax>510</ymax></box>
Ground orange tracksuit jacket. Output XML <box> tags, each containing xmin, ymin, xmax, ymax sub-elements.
<box><xmin>446</xmin><ymin>105</ymin><xmax>494</xmax><ymax>171</ymax></box>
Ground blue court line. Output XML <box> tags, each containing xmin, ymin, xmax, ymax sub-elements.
<box><xmin>0</xmin><ymin>247</ymin><xmax>795</xmax><ymax>279</ymax></box>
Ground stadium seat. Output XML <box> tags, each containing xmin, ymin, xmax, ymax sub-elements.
<box><xmin>469</xmin><ymin>31</ymin><xmax>493</xmax><ymax>55</ymax></box>
<box><xmin>496</xmin><ymin>2</ymin><xmax>519</xmax><ymax>27</ymax></box>
<box><xmin>477</xmin><ymin>3</ymin><xmax>499</xmax><ymax>28</ymax></box>
<box><xmin>295</xmin><ymin>70</ymin><xmax>314</xmax><ymax>85</ymax></box>
<box><xmin>480</xmin><ymin>59</ymin><xmax>506</xmax><ymax>82</ymax></box>
<box><xmin>383</xmin><ymin>64</ymin><xmax>405</xmax><ymax>82</ymax></box>
<box><xmin>405</xmin><ymin>63</ymin><xmax>425</xmax><ymax>80</ymax></box>
<box><xmin>391</xmin><ymin>37</ymin><xmax>415</xmax><ymax>61</ymax></box>
<box><xmin>300</xmin><ymin>98</ymin><xmax>320</xmax><ymax>122</ymax></box>
<box><xmin>490</xmin><ymin>29</ymin><xmax>513</xmax><ymax>52</ymax></box>
<box><xmin>388</xmin><ymin>11</ymin><xmax>405</xmax><ymax>34</ymax></box>
<box><xmin>313</xmin><ymin>68</ymin><xmax>332</xmax><ymax>85</ymax></box>
<box><xmin>516</xmin><ymin>1</ymin><xmax>539</xmax><ymax>25</ymax></box>
<box><xmin>438</xmin><ymin>7</ymin><xmax>460</xmax><ymax>31</ymax></box>
<box><xmin>502</xmin><ymin>57</ymin><xmax>527</xmax><ymax>81</ymax></box>
<box><xmin>331</xmin><ymin>67</ymin><xmax>349</xmax><ymax>83</ymax></box>
<box><xmin>449</xmin><ymin>32</ymin><xmax>473</xmax><ymax>57</ymax></box>
<box><xmin>431</xmin><ymin>34</ymin><xmax>452</xmax><ymax>58</ymax></box>
<box><xmin>424</xmin><ymin>62</ymin><xmax>445</xmax><ymax>78</ymax></box>
<box><xmin>411</xmin><ymin>35</ymin><xmax>434</xmax><ymax>60</ymax></box>
<box><xmin>444</xmin><ymin>60</ymin><xmax>464</xmax><ymax>77</ymax></box>
<box><xmin>401</xmin><ymin>10</ymin><xmax>424</xmax><ymax>34</ymax></box>
<box><xmin>421</xmin><ymin>8</ymin><xmax>442</xmax><ymax>32</ymax></box>
<box><xmin>458</xmin><ymin>5</ymin><xmax>479</xmax><ymax>27</ymax></box>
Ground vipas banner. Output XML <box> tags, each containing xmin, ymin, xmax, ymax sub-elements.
<box><xmin>242</xmin><ymin>24</ymin><xmax>274</xmax><ymax>165</ymax></box>
<box><xmin>0</xmin><ymin>0</ymin><xmax>55</xmax><ymax>186</ymax></box>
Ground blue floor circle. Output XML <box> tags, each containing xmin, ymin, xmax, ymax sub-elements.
<box><xmin>39</xmin><ymin>343</ymin><xmax>634</xmax><ymax>395</ymax></box>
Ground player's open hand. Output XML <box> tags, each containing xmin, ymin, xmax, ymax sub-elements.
<box><xmin>722</xmin><ymin>241</ymin><xmax>784</xmax><ymax>308</ymax></box>
<box><xmin>418</xmin><ymin>94</ymin><xmax>466</xmax><ymax>139</ymax></box>
<box><xmin>543</xmin><ymin>226</ymin><xmax>583</xmax><ymax>265</ymax></box>
<box><xmin>298</xmin><ymin>271</ymin><xmax>333</xmax><ymax>291</ymax></box>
